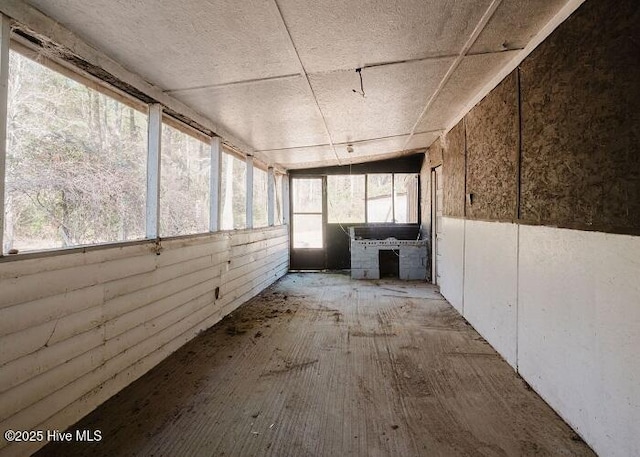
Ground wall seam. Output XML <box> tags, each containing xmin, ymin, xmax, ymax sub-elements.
<box><xmin>515</xmin><ymin>67</ymin><xmax>523</xmax><ymax>371</ymax></box>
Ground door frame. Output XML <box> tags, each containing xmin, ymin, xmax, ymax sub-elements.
<box><xmin>431</xmin><ymin>165</ymin><xmax>442</xmax><ymax>285</ymax></box>
<box><xmin>289</xmin><ymin>176</ymin><xmax>327</xmax><ymax>270</ymax></box>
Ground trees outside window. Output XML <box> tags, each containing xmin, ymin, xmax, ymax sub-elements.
<box><xmin>220</xmin><ymin>152</ymin><xmax>246</xmax><ymax>230</ymax></box>
<box><xmin>253</xmin><ymin>167</ymin><xmax>268</xmax><ymax>228</ymax></box>
<box><xmin>327</xmin><ymin>175</ymin><xmax>365</xmax><ymax>223</ymax></box>
<box><xmin>4</xmin><ymin>50</ymin><xmax>147</xmax><ymax>252</ymax></box>
<box><xmin>160</xmin><ymin>122</ymin><xmax>210</xmax><ymax>237</ymax></box>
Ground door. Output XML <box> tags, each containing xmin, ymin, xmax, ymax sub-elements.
<box><xmin>290</xmin><ymin>177</ymin><xmax>326</xmax><ymax>270</ymax></box>
<box><xmin>432</xmin><ymin>166</ymin><xmax>443</xmax><ymax>285</ymax></box>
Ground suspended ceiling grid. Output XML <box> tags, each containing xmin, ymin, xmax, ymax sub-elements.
<box><xmin>24</xmin><ymin>0</ymin><xmax>570</xmax><ymax>169</ymax></box>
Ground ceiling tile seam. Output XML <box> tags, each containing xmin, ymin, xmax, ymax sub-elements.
<box><xmin>163</xmin><ymin>48</ymin><xmax>520</xmax><ymax>96</ymax></box>
<box><xmin>164</xmin><ymin>73</ymin><xmax>302</xmax><ymax>95</ymax></box>
<box><xmin>271</xmin><ymin>0</ymin><xmax>341</xmax><ymax>166</ymax></box>
<box><xmin>441</xmin><ymin>0</ymin><xmax>587</xmax><ymax>138</ymax></box>
<box><xmin>255</xmin><ymin>129</ymin><xmax>445</xmax><ymax>153</ymax></box>
<box><xmin>0</xmin><ymin>1</ymin><xmax>258</xmax><ymax>159</ymax></box>
<box><xmin>307</xmin><ymin>54</ymin><xmax>459</xmax><ymax>76</ymax></box>
<box><xmin>400</xmin><ymin>0</ymin><xmax>504</xmax><ymax>153</ymax></box>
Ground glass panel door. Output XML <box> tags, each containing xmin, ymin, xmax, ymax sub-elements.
<box><xmin>290</xmin><ymin>178</ymin><xmax>325</xmax><ymax>272</ymax></box>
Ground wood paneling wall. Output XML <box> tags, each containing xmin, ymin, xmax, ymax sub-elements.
<box><xmin>0</xmin><ymin>226</ymin><xmax>288</xmax><ymax>457</ymax></box>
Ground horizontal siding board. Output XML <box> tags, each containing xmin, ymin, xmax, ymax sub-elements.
<box><xmin>103</xmin><ymin>253</ymin><xmax>226</xmax><ymax>301</ymax></box>
<box><xmin>0</xmin><ymin>243</ymin><xmax>154</xmax><ymax>281</ymax></box>
<box><xmin>0</xmin><ymin>226</ymin><xmax>289</xmax><ymax>457</ymax></box>
<box><xmin>103</xmin><ymin>264</ymin><xmax>220</xmax><ymax>323</ymax></box>
<box><xmin>155</xmin><ymin>238</ymin><xmax>229</xmax><ymax>268</ymax></box>
<box><xmin>0</xmin><ymin>302</ymin><xmax>101</xmax><ymax>365</ymax></box>
<box><xmin>104</xmin><ymin>281</ymin><xmax>216</xmax><ymax>354</ymax></box>
<box><xmin>0</xmin><ymin>327</ymin><xmax>104</xmax><ymax>394</ymax></box>
<box><xmin>0</xmin><ymin>286</ymin><xmax>104</xmax><ymax>336</ymax></box>
<box><xmin>0</xmin><ymin>346</ymin><xmax>100</xmax><ymax>422</ymax></box>
<box><xmin>1</xmin><ymin>254</ymin><xmax>157</xmax><ymax>309</ymax></box>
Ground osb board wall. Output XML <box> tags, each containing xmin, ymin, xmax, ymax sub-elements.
<box><xmin>442</xmin><ymin>121</ymin><xmax>466</xmax><ymax>218</ymax></box>
<box><xmin>431</xmin><ymin>0</ymin><xmax>639</xmax><ymax>235</ymax></box>
<box><xmin>465</xmin><ymin>72</ymin><xmax>518</xmax><ymax>221</ymax></box>
<box><xmin>426</xmin><ymin>137</ymin><xmax>443</xmax><ymax>168</ymax></box>
<box><xmin>519</xmin><ymin>0</ymin><xmax>640</xmax><ymax>232</ymax></box>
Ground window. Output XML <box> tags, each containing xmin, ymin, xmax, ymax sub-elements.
<box><xmin>327</xmin><ymin>175</ymin><xmax>365</xmax><ymax>223</ymax></box>
<box><xmin>367</xmin><ymin>174</ymin><xmax>393</xmax><ymax>222</ymax></box>
<box><xmin>159</xmin><ymin>122</ymin><xmax>210</xmax><ymax>237</ymax></box>
<box><xmin>292</xmin><ymin>178</ymin><xmax>322</xmax><ymax>248</ymax></box>
<box><xmin>220</xmin><ymin>152</ymin><xmax>246</xmax><ymax>230</ymax></box>
<box><xmin>394</xmin><ymin>173</ymin><xmax>419</xmax><ymax>223</ymax></box>
<box><xmin>253</xmin><ymin>167</ymin><xmax>268</xmax><ymax>228</ymax></box>
<box><xmin>4</xmin><ymin>49</ymin><xmax>147</xmax><ymax>253</ymax></box>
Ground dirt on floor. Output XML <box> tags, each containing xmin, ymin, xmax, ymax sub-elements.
<box><xmin>35</xmin><ymin>273</ymin><xmax>594</xmax><ymax>457</ymax></box>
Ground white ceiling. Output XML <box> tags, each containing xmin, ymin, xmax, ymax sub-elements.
<box><xmin>24</xmin><ymin>0</ymin><xmax>570</xmax><ymax>169</ymax></box>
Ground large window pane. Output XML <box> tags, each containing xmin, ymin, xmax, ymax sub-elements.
<box><xmin>293</xmin><ymin>214</ymin><xmax>323</xmax><ymax>248</ymax></box>
<box><xmin>220</xmin><ymin>152</ymin><xmax>246</xmax><ymax>230</ymax></box>
<box><xmin>160</xmin><ymin>123</ymin><xmax>210</xmax><ymax>237</ymax></box>
<box><xmin>4</xmin><ymin>50</ymin><xmax>147</xmax><ymax>253</ymax></box>
<box><xmin>394</xmin><ymin>173</ymin><xmax>419</xmax><ymax>223</ymax></box>
<box><xmin>292</xmin><ymin>178</ymin><xmax>322</xmax><ymax>213</ymax></box>
<box><xmin>253</xmin><ymin>167</ymin><xmax>268</xmax><ymax>228</ymax></box>
<box><xmin>367</xmin><ymin>174</ymin><xmax>393</xmax><ymax>222</ymax></box>
<box><xmin>327</xmin><ymin>175</ymin><xmax>365</xmax><ymax>223</ymax></box>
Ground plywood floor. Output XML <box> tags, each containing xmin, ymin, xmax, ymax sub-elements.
<box><xmin>36</xmin><ymin>273</ymin><xmax>594</xmax><ymax>457</ymax></box>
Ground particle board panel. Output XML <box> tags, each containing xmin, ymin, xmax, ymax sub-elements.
<box><xmin>417</xmin><ymin>51</ymin><xmax>520</xmax><ymax>133</ymax></box>
<box><xmin>465</xmin><ymin>71</ymin><xmax>518</xmax><ymax>221</ymax></box>
<box><xmin>426</xmin><ymin>136</ymin><xmax>443</xmax><ymax>168</ymax></box>
<box><xmin>442</xmin><ymin>121</ymin><xmax>465</xmax><ymax>218</ymax></box>
<box><xmin>519</xmin><ymin>0</ymin><xmax>640</xmax><ymax>233</ymax></box>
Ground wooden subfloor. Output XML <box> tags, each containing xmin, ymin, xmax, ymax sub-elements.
<box><xmin>36</xmin><ymin>273</ymin><xmax>594</xmax><ymax>457</ymax></box>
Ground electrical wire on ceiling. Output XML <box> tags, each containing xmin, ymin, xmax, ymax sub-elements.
<box><xmin>352</xmin><ymin>67</ymin><xmax>365</xmax><ymax>98</ymax></box>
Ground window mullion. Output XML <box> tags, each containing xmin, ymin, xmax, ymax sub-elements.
<box><xmin>209</xmin><ymin>136</ymin><xmax>221</xmax><ymax>232</ymax></box>
<box><xmin>146</xmin><ymin>103</ymin><xmax>162</xmax><ymax>239</ymax></box>
<box><xmin>0</xmin><ymin>15</ymin><xmax>11</xmax><ymax>254</ymax></box>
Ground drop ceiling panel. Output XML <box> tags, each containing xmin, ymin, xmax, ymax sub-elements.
<box><xmin>175</xmin><ymin>76</ymin><xmax>328</xmax><ymax>151</ymax></box>
<box><xmin>470</xmin><ymin>0</ymin><xmax>569</xmax><ymax>54</ymax></box>
<box><xmin>276</xmin><ymin>0</ymin><xmax>493</xmax><ymax>73</ymax></box>
<box><xmin>27</xmin><ymin>0</ymin><xmax>300</xmax><ymax>90</ymax></box>
<box><xmin>417</xmin><ymin>50</ymin><xmax>520</xmax><ymax>133</ymax></box>
<box><xmin>310</xmin><ymin>57</ymin><xmax>453</xmax><ymax>144</ymax></box>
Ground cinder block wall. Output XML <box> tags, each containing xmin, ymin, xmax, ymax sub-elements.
<box><xmin>0</xmin><ymin>226</ymin><xmax>289</xmax><ymax>457</ymax></box>
<box><xmin>421</xmin><ymin>1</ymin><xmax>640</xmax><ymax>456</ymax></box>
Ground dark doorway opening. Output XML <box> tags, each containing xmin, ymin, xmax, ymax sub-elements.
<box><xmin>379</xmin><ymin>250</ymin><xmax>400</xmax><ymax>278</ymax></box>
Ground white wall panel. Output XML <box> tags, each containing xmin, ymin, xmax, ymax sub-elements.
<box><xmin>463</xmin><ymin>220</ymin><xmax>518</xmax><ymax>367</ymax></box>
<box><xmin>439</xmin><ymin>217</ymin><xmax>465</xmax><ymax>313</ymax></box>
<box><xmin>518</xmin><ymin>225</ymin><xmax>640</xmax><ymax>457</ymax></box>
<box><xmin>0</xmin><ymin>226</ymin><xmax>289</xmax><ymax>457</ymax></box>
